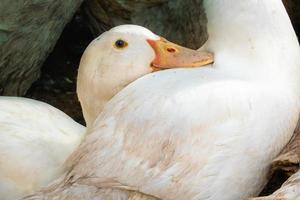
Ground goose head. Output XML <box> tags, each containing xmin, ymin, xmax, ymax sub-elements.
<box><xmin>77</xmin><ymin>25</ymin><xmax>213</xmax><ymax>127</ymax></box>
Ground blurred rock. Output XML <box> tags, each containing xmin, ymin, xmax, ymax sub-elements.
<box><xmin>283</xmin><ymin>0</ymin><xmax>300</xmax><ymax>40</ymax></box>
<box><xmin>0</xmin><ymin>0</ymin><xmax>84</xmax><ymax>95</ymax></box>
<box><xmin>271</xmin><ymin>125</ymin><xmax>300</xmax><ymax>177</ymax></box>
<box><xmin>26</xmin><ymin>11</ymin><xmax>93</xmax><ymax>124</ymax></box>
<box><xmin>250</xmin><ymin>171</ymin><xmax>300</xmax><ymax>200</ymax></box>
<box><xmin>259</xmin><ymin>121</ymin><xmax>300</xmax><ymax>197</ymax></box>
<box><xmin>83</xmin><ymin>0</ymin><xmax>207</xmax><ymax>49</ymax></box>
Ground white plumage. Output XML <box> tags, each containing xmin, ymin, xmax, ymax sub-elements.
<box><xmin>0</xmin><ymin>97</ymin><xmax>85</xmax><ymax>200</ymax></box>
<box><xmin>1</xmin><ymin>23</ymin><xmax>211</xmax><ymax>200</ymax></box>
<box><xmin>25</xmin><ymin>0</ymin><xmax>300</xmax><ymax>200</ymax></box>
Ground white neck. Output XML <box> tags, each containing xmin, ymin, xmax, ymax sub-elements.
<box><xmin>76</xmin><ymin>46</ymin><xmax>108</xmax><ymax>128</ymax></box>
<box><xmin>77</xmin><ymin>65</ymin><xmax>115</xmax><ymax>128</ymax></box>
<box><xmin>203</xmin><ymin>0</ymin><xmax>300</xmax><ymax>84</ymax></box>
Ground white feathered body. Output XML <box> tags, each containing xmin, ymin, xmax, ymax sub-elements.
<box><xmin>24</xmin><ymin>0</ymin><xmax>300</xmax><ymax>199</ymax></box>
<box><xmin>53</xmin><ymin>67</ymin><xmax>298</xmax><ymax>200</ymax></box>
<box><xmin>0</xmin><ymin>97</ymin><xmax>85</xmax><ymax>200</ymax></box>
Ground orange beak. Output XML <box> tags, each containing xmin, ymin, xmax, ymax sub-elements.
<box><xmin>147</xmin><ymin>37</ymin><xmax>213</xmax><ymax>71</ymax></box>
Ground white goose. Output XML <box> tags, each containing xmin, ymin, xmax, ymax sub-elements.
<box><xmin>0</xmin><ymin>26</ymin><xmax>212</xmax><ymax>200</ymax></box>
<box><xmin>25</xmin><ymin>0</ymin><xmax>300</xmax><ymax>200</ymax></box>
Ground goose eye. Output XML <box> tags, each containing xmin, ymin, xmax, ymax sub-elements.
<box><xmin>114</xmin><ymin>39</ymin><xmax>128</xmax><ymax>49</ymax></box>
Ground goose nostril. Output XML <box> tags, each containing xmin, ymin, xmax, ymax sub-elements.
<box><xmin>167</xmin><ymin>47</ymin><xmax>176</xmax><ymax>53</ymax></box>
